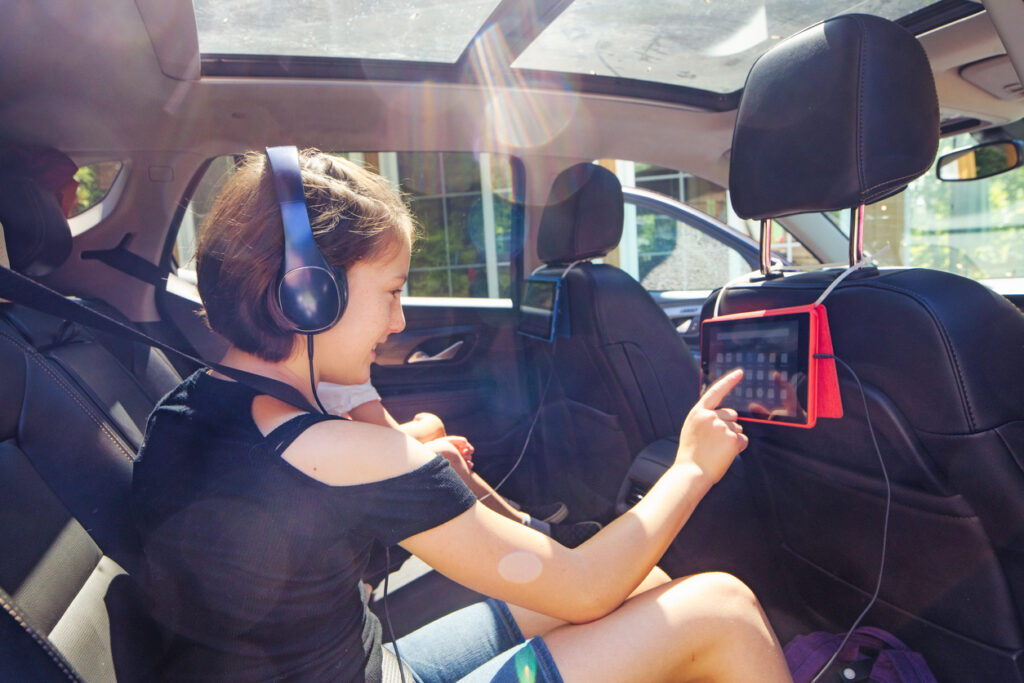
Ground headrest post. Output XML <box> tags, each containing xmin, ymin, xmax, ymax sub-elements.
<box><xmin>849</xmin><ymin>205</ymin><xmax>865</xmax><ymax>266</ymax></box>
<box><xmin>759</xmin><ymin>218</ymin><xmax>773</xmax><ymax>275</ymax></box>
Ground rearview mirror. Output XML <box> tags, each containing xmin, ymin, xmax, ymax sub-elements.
<box><xmin>936</xmin><ymin>140</ymin><xmax>1024</xmax><ymax>181</ymax></box>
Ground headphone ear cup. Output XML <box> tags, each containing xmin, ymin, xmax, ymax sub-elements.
<box><xmin>278</xmin><ymin>265</ymin><xmax>343</xmax><ymax>333</ymax></box>
<box><xmin>266</xmin><ymin>145</ymin><xmax>347</xmax><ymax>334</ymax></box>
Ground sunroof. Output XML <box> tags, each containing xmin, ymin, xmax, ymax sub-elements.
<box><xmin>194</xmin><ymin>0</ymin><xmax>977</xmax><ymax>100</ymax></box>
<box><xmin>513</xmin><ymin>0</ymin><xmax>942</xmax><ymax>93</ymax></box>
<box><xmin>192</xmin><ymin>0</ymin><xmax>501</xmax><ymax>63</ymax></box>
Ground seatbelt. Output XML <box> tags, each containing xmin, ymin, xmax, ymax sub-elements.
<box><xmin>81</xmin><ymin>234</ymin><xmax>165</xmax><ymax>287</ymax></box>
<box><xmin>0</xmin><ymin>265</ymin><xmax>318</xmax><ymax>414</ymax></box>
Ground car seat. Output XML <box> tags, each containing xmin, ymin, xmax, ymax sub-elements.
<box><xmin>716</xmin><ymin>13</ymin><xmax>1024</xmax><ymax>681</ymax></box>
<box><xmin>524</xmin><ymin>163</ymin><xmax>700</xmax><ymax>522</ymax></box>
<box><xmin>0</xmin><ymin>165</ymin><xmax>469</xmax><ymax>678</ymax></box>
<box><xmin>0</xmin><ymin>165</ymin><xmax>174</xmax><ymax>680</ymax></box>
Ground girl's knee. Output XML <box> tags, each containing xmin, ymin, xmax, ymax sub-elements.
<box><xmin>667</xmin><ymin>572</ymin><xmax>762</xmax><ymax>623</ymax></box>
<box><xmin>697</xmin><ymin>571</ymin><xmax>757</xmax><ymax>603</ymax></box>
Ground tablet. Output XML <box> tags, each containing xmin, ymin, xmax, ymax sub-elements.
<box><xmin>700</xmin><ymin>305</ymin><xmax>820</xmax><ymax>427</ymax></box>
<box><xmin>517</xmin><ymin>275</ymin><xmax>566</xmax><ymax>342</ymax></box>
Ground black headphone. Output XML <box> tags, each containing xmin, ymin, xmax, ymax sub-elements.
<box><xmin>265</xmin><ymin>146</ymin><xmax>348</xmax><ymax>333</ymax></box>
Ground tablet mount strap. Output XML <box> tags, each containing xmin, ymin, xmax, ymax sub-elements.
<box><xmin>0</xmin><ymin>266</ymin><xmax>317</xmax><ymax>414</ymax></box>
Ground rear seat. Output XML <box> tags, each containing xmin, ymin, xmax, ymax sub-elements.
<box><xmin>0</xmin><ymin>168</ymin><xmax>478</xmax><ymax>678</ymax></box>
<box><xmin>0</xmin><ymin>440</ymin><xmax>163</xmax><ymax>682</ymax></box>
<box><xmin>1</xmin><ymin>173</ymin><xmax>177</xmax><ymax>680</ymax></box>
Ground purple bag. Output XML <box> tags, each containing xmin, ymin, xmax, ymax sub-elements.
<box><xmin>784</xmin><ymin>627</ymin><xmax>937</xmax><ymax>683</ymax></box>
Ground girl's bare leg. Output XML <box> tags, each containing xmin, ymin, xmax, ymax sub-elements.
<box><xmin>516</xmin><ymin>571</ymin><xmax>790</xmax><ymax>683</ymax></box>
<box><xmin>509</xmin><ymin>567</ymin><xmax>672</xmax><ymax>639</ymax></box>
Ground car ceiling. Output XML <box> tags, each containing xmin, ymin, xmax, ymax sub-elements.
<box><xmin>3</xmin><ymin>0</ymin><xmax>1022</xmax><ymax>163</ymax></box>
<box><xmin>1</xmin><ymin>0</ymin><xmax>1022</xmax><ymax>318</ymax></box>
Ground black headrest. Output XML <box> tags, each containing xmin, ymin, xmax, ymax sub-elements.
<box><xmin>729</xmin><ymin>14</ymin><xmax>939</xmax><ymax>220</ymax></box>
<box><xmin>0</xmin><ymin>175</ymin><xmax>72</xmax><ymax>276</ymax></box>
<box><xmin>537</xmin><ymin>163</ymin><xmax>623</xmax><ymax>264</ymax></box>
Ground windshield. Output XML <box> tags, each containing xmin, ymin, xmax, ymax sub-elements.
<box><xmin>833</xmin><ymin>133</ymin><xmax>1024</xmax><ymax>281</ymax></box>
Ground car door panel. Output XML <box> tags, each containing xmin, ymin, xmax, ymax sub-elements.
<box><xmin>371</xmin><ymin>302</ymin><xmax>531</xmax><ymax>457</ymax></box>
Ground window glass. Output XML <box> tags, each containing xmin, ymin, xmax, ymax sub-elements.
<box><xmin>604</xmin><ymin>160</ymin><xmax>818</xmax><ymax>292</ymax></box>
<box><xmin>633</xmin><ymin>202</ymin><xmax>749</xmax><ymax>291</ymax></box>
<box><xmin>514</xmin><ymin>0</ymin><xmax>937</xmax><ymax>93</ymax></box>
<box><xmin>70</xmin><ymin>161</ymin><xmax>123</xmax><ymax>217</ymax></box>
<box><xmin>176</xmin><ymin>152</ymin><xmax>520</xmax><ymax>299</ymax></box>
<box><xmin>393</xmin><ymin>151</ymin><xmax>517</xmax><ymax>298</ymax></box>
<box><xmin>834</xmin><ymin>134</ymin><xmax>1024</xmax><ymax>280</ymax></box>
<box><xmin>192</xmin><ymin>0</ymin><xmax>501</xmax><ymax>63</ymax></box>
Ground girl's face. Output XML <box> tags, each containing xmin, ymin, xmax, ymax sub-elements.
<box><xmin>316</xmin><ymin>239</ymin><xmax>410</xmax><ymax>386</ymax></box>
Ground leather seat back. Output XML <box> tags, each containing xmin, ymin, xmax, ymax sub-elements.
<box><xmin>526</xmin><ymin>163</ymin><xmax>699</xmax><ymax>521</ymax></box>
<box><xmin>0</xmin><ymin>162</ymin><xmax>177</xmax><ymax>679</ymax></box>
<box><xmin>721</xmin><ymin>14</ymin><xmax>1024</xmax><ymax>680</ymax></box>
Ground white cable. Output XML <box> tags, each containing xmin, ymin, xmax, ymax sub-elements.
<box><xmin>713</xmin><ymin>247</ymin><xmax>889</xmax><ymax>319</ymax></box>
<box><xmin>713</xmin><ymin>269</ymin><xmax>760</xmax><ymax>319</ymax></box>
<box><xmin>812</xmin><ymin>245</ymin><xmax>890</xmax><ymax>309</ymax></box>
<box><xmin>480</xmin><ymin>259</ymin><xmax>585</xmax><ymax>502</ymax></box>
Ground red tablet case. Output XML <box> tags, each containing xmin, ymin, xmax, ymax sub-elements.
<box><xmin>702</xmin><ymin>303</ymin><xmax>842</xmax><ymax>428</ymax></box>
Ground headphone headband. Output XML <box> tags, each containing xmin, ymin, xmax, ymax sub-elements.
<box><xmin>266</xmin><ymin>146</ymin><xmax>347</xmax><ymax>333</ymax></box>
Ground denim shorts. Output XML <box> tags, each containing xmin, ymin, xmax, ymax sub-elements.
<box><xmin>383</xmin><ymin>599</ymin><xmax>564</xmax><ymax>683</ymax></box>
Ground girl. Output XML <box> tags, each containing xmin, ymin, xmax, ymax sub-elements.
<box><xmin>132</xmin><ymin>149</ymin><xmax>791</xmax><ymax>682</ymax></box>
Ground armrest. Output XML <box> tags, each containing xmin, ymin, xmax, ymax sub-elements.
<box><xmin>615</xmin><ymin>438</ymin><xmax>677</xmax><ymax>515</ymax></box>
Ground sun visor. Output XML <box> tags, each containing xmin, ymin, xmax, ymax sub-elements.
<box><xmin>135</xmin><ymin>0</ymin><xmax>201</xmax><ymax>81</ymax></box>
<box><xmin>729</xmin><ymin>14</ymin><xmax>939</xmax><ymax>220</ymax></box>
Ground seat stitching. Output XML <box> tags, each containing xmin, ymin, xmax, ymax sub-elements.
<box><xmin>839</xmin><ymin>280</ymin><xmax>975</xmax><ymax>430</ymax></box>
<box><xmin>611</xmin><ymin>340</ymin><xmax>658</xmax><ymax>439</ymax></box>
<box><xmin>861</xmin><ymin>167</ymin><xmax>933</xmax><ymax>196</ymax></box>
<box><xmin>0</xmin><ymin>590</ymin><xmax>81</xmax><ymax>681</ymax></box>
<box><xmin>855</xmin><ymin>15</ymin><xmax>866</xmax><ymax>193</ymax></box>
<box><xmin>0</xmin><ymin>331</ymin><xmax>137</xmax><ymax>464</ymax></box>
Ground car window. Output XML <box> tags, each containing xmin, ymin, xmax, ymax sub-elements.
<box><xmin>629</xmin><ymin>200</ymin><xmax>750</xmax><ymax>291</ymax></box>
<box><xmin>832</xmin><ymin>133</ymin><xmax>1024</xmax><ymax>281</ymax></box>
<box><xmin>175</xmin><ymin>152</ymin><xmax>522</xmax><ymax>300</ymax></box>
<box><xmin>603</xmin><ymin>160</ymin><xmax>818</xmax><ymax>292</ymax></box>
<box><xmin>70</xmin><ymin>161</ymin><xmax>124</xmax><ymax>217</ymax></box>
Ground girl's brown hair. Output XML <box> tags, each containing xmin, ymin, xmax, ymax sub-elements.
<box><xmin>197</xmin><ymin>149</ymin><xmax>415</xmax><ymax>361</ymax></box>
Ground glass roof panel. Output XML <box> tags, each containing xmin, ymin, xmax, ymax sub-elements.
<box><xmin>192</xmin><ymin>0</ymin><xmax>500</xmax><ymax>63</ymax></box>
<box><xmin>513</xmin><ymin>0</ymin><xmax>940</xmax><ymax>93</ymax></box>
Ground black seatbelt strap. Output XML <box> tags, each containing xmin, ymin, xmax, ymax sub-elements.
<box><xmin>80</xmin><ymin>234</ymin><xmax>165</xmax><ymax>287</ymax></box>
<box><xmin>0</xmin><ymin>266</ymin><xmax>318</xmax><ymax>414</ymax></box>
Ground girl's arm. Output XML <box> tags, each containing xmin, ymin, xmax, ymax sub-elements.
<box><xmin>283</xmin><ymin>371</ymin><xmax>746</xmax><ymax>625</ymax></box>
<box><xmin>400</xmin><ymin>370</ymin><xmax>748</xmax><ymax>623</ymax></box>
<box><xmin>347</xmin><ymin>399</ymin><xmax>402</xmax><ymax>430</ymax></box>
<box><xmin>347</xmin><ymin>400</ymin><xmax>450</xmax><ymax>446</ymax></box>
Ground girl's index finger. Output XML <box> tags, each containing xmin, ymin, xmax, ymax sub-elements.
<box><xmin>699</xmin><ymin>368</ymin><xmax>744</xmax><ymax>410</ymax></box>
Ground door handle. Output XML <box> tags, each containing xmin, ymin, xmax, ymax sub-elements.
<box><xmin>407</xmin><ymin>339</ymin><xmax>464</xmax><ymax>364</ymax></box>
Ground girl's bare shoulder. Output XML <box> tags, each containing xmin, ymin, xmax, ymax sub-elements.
<box><xmin>281</xmin><ymin>417</ymin><xmax>436</xmax><ymax>487</ymax></box>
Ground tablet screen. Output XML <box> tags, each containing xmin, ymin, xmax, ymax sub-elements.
<box><xmin>700</xmin><ymin>312</ymin><xmax>810</xmax><ymax>424</ymax></box>
<box><xmin>518</xmin><ymin>276</ymin><xmax>561</xmax><ymax>341</ymax></box>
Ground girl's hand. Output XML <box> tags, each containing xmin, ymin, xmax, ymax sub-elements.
<box><xmin>442</xmin><ymin>435</ymin><xmax>475</xmax><ymax>469</ymax></box>
<box><xmin>675</xmin><ymin>369</ymin><xmax>748</xmax><ymax>484</ymax></box>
